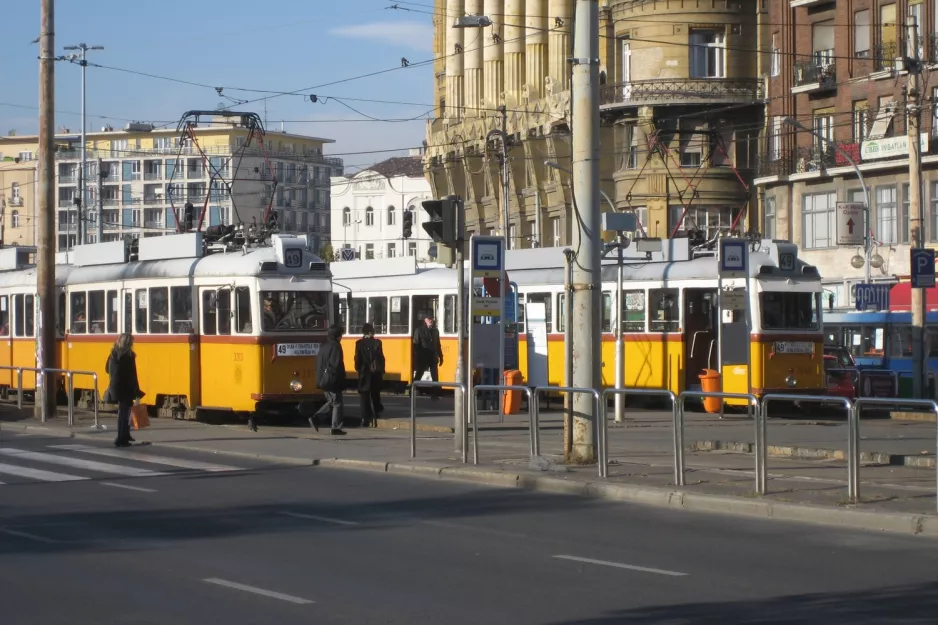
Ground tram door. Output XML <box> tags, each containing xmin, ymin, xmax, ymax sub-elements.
<box><xmin>411</xmin><ymin>295</ymin><xmax>439</xmax><ymax>380</ymax></box>
<box><xmin>683</xmin><ymin>289</ymin><xmax>718</xmax><ymax>390</ymax></box>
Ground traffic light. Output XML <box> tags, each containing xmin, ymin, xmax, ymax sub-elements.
<box><xmin>421</xmin><ymin>195</ymin><xmax>463</xmax><ymax>248</ymax></box>
<box><xmin>402</xmin><ymin>209</ymin><xmax>413</xmax><ymax>239</ymax></box>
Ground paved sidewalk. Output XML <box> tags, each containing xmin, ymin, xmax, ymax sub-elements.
<box><xmin>2</xmin><ymin>396</ymin><xmax>936</xmax><ymax>535</ymax></box>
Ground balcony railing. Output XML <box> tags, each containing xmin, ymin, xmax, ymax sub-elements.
<box><xmin>144</xmin><ymin>172</ymin><xmax>161</xmax><ymax>181</ymax></box>
<box><xmin>600</xmin><ymin>77</ymin><xmax>764</xmax><ymax>107</ymax></box>
<box><xmin>58</xmin><ymin>174</ymin><xmax>78</xmax><ymax>184</ymax></box>
<box><xmin>793</xmin><ymin>51</ymin><xmax>836</xmax><ymax>90</ymax></box>
<box><xmin>874</xmin><ymin>42</ymin><xmax>899</xmax><ymax>72</ymax></box>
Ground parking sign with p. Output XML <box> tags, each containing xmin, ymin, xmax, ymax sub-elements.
<box><xmin>911</xmin><ymin>248</ymin><xmax>936</xmax><ymax>289</ymax></box>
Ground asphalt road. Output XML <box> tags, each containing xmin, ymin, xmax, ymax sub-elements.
<box><xmin>0</xmin><ymin>431</ymin><xmax>937</xmax><ymax>624</ymax></box>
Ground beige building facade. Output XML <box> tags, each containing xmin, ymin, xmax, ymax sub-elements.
<box><xmin>0</xmin><ymin>149</ymin><xmax>38</xmax><ymax>247</ymax></box>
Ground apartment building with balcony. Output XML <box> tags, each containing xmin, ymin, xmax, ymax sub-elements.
<box><xmin>757</xmin><ymin>0</ymin><xmax>938</xmax><ymax>304</ymax></box>
<box><xmin>0</xmin><ymin>120</ymin><xmax>343</xmax><ymax>253</ymax></box>
<box><xmin>0</xmin><ymin>150</ymin><xmax>38</xmax><ymax>247</ymax></box>
<box><xmin>603</xmin><ymin>0</ymin><xmax>765</xmax><ymax>239</ymax></box>
<box><xmin>330</xmin><ymin>153</ymin><xmax>435</xmax><ymax>261</ymax></box>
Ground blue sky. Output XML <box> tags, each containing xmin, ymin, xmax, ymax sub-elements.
<box><xmin>0</xmin><ymin>0</ymin><xmax>436</xmax><ymax>170</ymax></box>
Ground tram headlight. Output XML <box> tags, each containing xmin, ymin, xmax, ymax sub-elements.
<box><xmin>785</xmin><ymin>374</ymin><xmax>798</xmax><ymax>388</ymax></box>
<box><xmin>290</xmin><ymin>379</ymin><xmax>303</xmax><ymax>392</ymax></box>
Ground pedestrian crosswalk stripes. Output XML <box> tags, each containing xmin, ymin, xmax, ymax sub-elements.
<box><xmin>50</xmin><ymin>445</ymin><xmax>241</xmax><ymax>472</ymax></box>
<box><xmin>0</xmin><ymin>445</ymin><xmax>249</xmax><ymax>486</ymax></box>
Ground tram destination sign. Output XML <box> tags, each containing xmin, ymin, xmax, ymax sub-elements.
<box><xmin>276</xmin><ymin>343</ymin><xmax>321</xmax><ymax>357</ymax></box>
<box><xmin>773</xmin><ymin>341</ymin><xmax>815</xmax><ymax>355</ymax></box>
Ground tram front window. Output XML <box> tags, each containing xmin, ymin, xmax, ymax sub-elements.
<box><xmin>760</xmin><ymin>292</ymin><xmax>820</xmax><ymax>331</ymax></box>
<box><xmin>260</xmin><ymin>291</ymin><xmax>329</xmax><ymax>332</ymax></box>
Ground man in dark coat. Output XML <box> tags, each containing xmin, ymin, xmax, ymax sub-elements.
<box><xmin>412</xmin><ymin>313</ymin><xmax>443</xmax><ymax>400</ymax></box>
<box><xmin>311</xmin><ymin>324</ymin><xmax>347</xmax><ymax>435</ymax></box>
<box><xmin>104</xmin><ymin>333</ymin><xmax>144</xmax><ymax>447</ymax></box>
<box><xmin>354</xmin><ymin>323</ymin><xmax>385</xmax><ymax>428</ymax></box>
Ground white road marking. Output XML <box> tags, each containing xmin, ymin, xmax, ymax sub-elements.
<box><xmin>278</xmin><ymin>511</ymin><xmax>359</xmax><ymax>526</ymax></box>
<box><xmin>0</xmin><ymin>462</ymin><xmax>88</xmax><ymax>482</ymax></box>
<box><xmin>51</xmin><ymin>444</ymin><xmax>241</xmax><ymax>472</ymax></box>
<box><xmin>0</xmin><ymin>448</ymin><xmax>167</xmax><ymax>478</ymax></box>
<box><xmin>0</xmin><ymin>528</ymin><xmax>60</xmax><ymax>544</ymax></box>
<box><xmin>202</xmin><ymin>578</ymin><xmax>314</xmax><ymax>605</ymax></box>
<box><xmin>553</xmin><ymin>555</ymin><xmax>688</xmax><ymax>577</ymax></box>
<box><xmin>100</xmin><ymin>482</ymin><xmax>157</xmax><ymax>493</ymax></box>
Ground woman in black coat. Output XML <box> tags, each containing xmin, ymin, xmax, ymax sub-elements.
<box><xmin>354</xmin><ymin>323</ymin><xmax>385</xmax><ymax>428</ymax></box>
<box><xmin>104</xmin><ymin>333</ymin><xmax>144</xmax><ymax>447</ymax></box>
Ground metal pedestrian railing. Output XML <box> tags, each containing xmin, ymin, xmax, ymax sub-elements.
<box><xmin>409</xmin><ymin>380</ymin><xmax>466</xmax><ymax>461</ymax></box>
<box><xmin>532</xmin><ymin>386</ymin><xmax>603</xmax><ymax>476</ymax></box>
<box><xmin>471</xmin><ymin>384</ymin><xmax>534</xmax><ymax>466</ymax></box>
<box><xmin>601</xmin><ymin>388</ymin><xmax>680</xmax><ymax>484</ymax></box>
<box><xmin>0</xmin><ymin>365</ymin><xmax>100</xmax><ymax>428</ymax></box>
<box><xmin>853</xmin><ymin>397</ymin><xmax>938</xmax><ymax>508</ymax></box>
<box><xmin>677</xmin><ymin>391</ymin><xmax>762</xmax><ymax>492</ymax></box>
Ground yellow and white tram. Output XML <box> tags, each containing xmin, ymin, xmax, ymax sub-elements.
<box><xmin>331</xmin><ymin>238</ymin><xmax>826</xmax><ymax>400</ymax></box>
<box><xmin>0</xmin><ymin>233</ymin><xmax>333</xmax><ymax>419</ymax></box>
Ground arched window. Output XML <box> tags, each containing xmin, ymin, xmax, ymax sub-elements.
<box><xmin>342</xmin><ymin>207</ymin><xmax>351</xmax><ymax>226</ymax></box>
<box><xmin>365</xmin><ymin>206</ymin><xmax>374</xmax><ymax>227</ymax></box>
<box><xmin>10</xmin><ymin>211</ymin><xmax>19</xmax><ymax>229</ymax></box>
<box><xmin>387</xmin><ymin>205</ymin><xmax>396</xmax><ymax>226</ymax></box>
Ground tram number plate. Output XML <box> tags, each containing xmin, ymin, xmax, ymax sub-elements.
<box><xmin>774</xmin><ymin>341</ymin><xmax>814</xmax><ymax>355</ymax></box>
<box><xmin>276</xmin><ymin>343</ymin><xmax>320</xmax><ymax>357</ymax></box>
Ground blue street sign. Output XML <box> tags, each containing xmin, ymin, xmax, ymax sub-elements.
<box><xmin>855</xmin><ymin>283</ymin><xmax>891</xmax><ymax>311</ymax></box>
<box><xmin>341</xmin><ymin>248</ymin><xmax>356</xmax><ymax>261</ymax></box>
<box><xmin>911</xmin><ymin>248</ymin><xmax>936</xmax><ymax>289</ymax></box>
<box><xmin>719</xmin><ymin>238</ymin><xmax>748</xmax><ymax>278</ymax></box>
<box><xmin>471</xmin><ymin>236</ymin><xmax>504</xmax><ymax>277</ymax></box>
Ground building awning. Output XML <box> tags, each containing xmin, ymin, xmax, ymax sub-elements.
<box><xmin>868</xmin><ymin>106</ymin><xmax>895</xmax><ymax>140</ymax></box>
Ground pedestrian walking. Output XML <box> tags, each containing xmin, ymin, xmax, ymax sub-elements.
<box><xmin>412</xmin><ymin>313</ymin><xmax>443</xmax><ymax>400</ymax></box>
<box><xmin>354</xmin><ymin>323</ymin><xmax>385</xmax><ymax>428</ymax></box>
<box><xmin>103</xmin><ymin>333</ymin><xmax>144</xmax><ymax>448</ymax></box>
<box><xmin>311</xmin><ymin>324</ymin><xmax>347</xmax><ymax>435</ymax></box>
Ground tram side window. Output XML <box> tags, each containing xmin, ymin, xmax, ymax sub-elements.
<box><xmin>443</xmin><ymin>295</ymin><xmax>456</xmax><ymax>334</ymax></box>
<box><xmin>56</xmin><ymin>292</ymin><xmax>65</xmax><ymax>336</ymax></box>
<box><xmin>70</xmin><ymin>292</ymin><xmax>87</xmax><ymax>334</ymax></box>
<box><xmin>107</xmin><ymin>290</ymin><xmax>118</xmax><ymax>334</ymax></box>
<box><xmin>622</xmin><ymin>290</ymin><xmax>646</xmax><ymax>332</ymax></box>
<box><xmin>337</xmin><ymin>299</ymin><xmax>348</xmax><ymax>333</ymax></box>
<box><xmin>149</xmin><ymin>287</ymin><xmax>169</xmax><ymax>334</ymax></box>
<box><xmin>928</xmin><ymin>328</ymin><xmax>938</xmax><ymax>357</ymax></box>
<box><xmin>13</xmin><ymin>295</ymin><xmax>24</xmax><ymax>337</ymax></box>
<box><xmin>0</xmin><ymin>295</ymin><xmax>8</xmax><ymax>336</ymax></box>
<box><xmin>526</xmin><ymin>293</ymin><xmax>552</xmax><ymax>333</ymax></box>
<box><xmin>234</xmin><ymin>287</ymin><xmax>251</xmax><ymax>333</ymax></box>
<box><xmin>601</xmin><ymin>292</ymin><xmax>613</xmax><ymax>333</ymax></box>
<box><xmin>88</xmin><ymin>291</ymin><xmax>105</xmax><ymax>334</ymax></box>
<box><xmin>887</xmin><ymin>326</ymin><xmax>913</xmax><ymax>358</ymax></box>
<box><xmin>649</xmin><ymin>288</ymin><xmax>679</xmax><ymax>332</ymax></box>
<box><xmin>368</xmin><ymin>297</ymin><xmax>388</xmax><ymax>335</ymax></box>
<box><xmin>390</xmin><ymin>296</ymin><xmax>409</xmax><ymax>334</ymax></box>
<box><xmin>14</xmin><ymin>294</ymin><xmax>35</xmax><ymax>338</ymax></box>
<box><xmin>218</xmin><ymin>290</ymin><xmax>232</xmax><ymax>335</ymax></box>
<box><xmin>348</xmin><ymin>298</ymin><xmax>366</xmax><ymax>334</ymax></box>
<box><xmin>517</xmin><ymin>293</ymin><xmax>526</xmax><ymax>333</ymax></box>
<box><xmin>202</xmin><ymin>291</ymin><xmax>217</xmax><ymax>336</ymax></box>
<box><xmin>135</xmin><ymin>290</ymin><xmax>148</xmax><ymax>333</ymax></box>
<box><xmin>171</xmin><ymin>286</ymin><xmax>193</xmax><ymax>334</ymax></box>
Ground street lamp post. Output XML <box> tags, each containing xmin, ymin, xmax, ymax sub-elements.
<box><xmin>64</xmin><ymin>43</ymin><xmax>104</xmax><ymax>245</ymax></box>
<box><xmin>783</xmin><ymin>117</ymin><xmax>872</xmax><ymax>285</ymax></box>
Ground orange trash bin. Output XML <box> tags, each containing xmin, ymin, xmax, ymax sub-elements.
<box><xmin>502</xmin><ymin>370</ymin><xmax>524</xmax><ymax>415</ymax></box>
<box><xmin>698</xmin><ymin>369</ymin><xmax>722</xmax><ymax>413</ymax></box>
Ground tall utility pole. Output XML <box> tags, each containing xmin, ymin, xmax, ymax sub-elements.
<box><xmin>907</xmin><ymin>12</ymin><xmax>926</xmax><ymax>399</ymax></box>
<box><xmin>570</xmin><ymin>0</ymin><xmax>601</xmax><ymax>463</ymax></box>
<box><xmin>64</xmin><ymin>43</ymin><xmax>104</xmax><ymax>245</ymax></box>
<box><xmin>37</xmin><ymin>0</ymin><xmax>57</xmax><ymax>420</ymax></box>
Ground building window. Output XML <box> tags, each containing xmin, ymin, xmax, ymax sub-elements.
<box><xmin>770</xmin><ymin>117</ymin><xmax>782</xmax><ymax>162</ymax></box>
<box><xmin>812</xmin><ymin>20</ymin><xmax>834</xmax><ymax>65</ymax></box>
<box><xmin>933</xmin><ymin>88</ymin><xmax>938</xmax><ymax>137</ymax></box>
<box><xmin>342</xmin><ymin>207</ymin><xmax>351</xmax><ymax>226</ymax></box>
<box><xmin>899</xmin><ymin>184</ymin><xmax>913</xmax><ymax>244</ymax></box>
<box><xmin>802</xmin><ymin>191</ymin><xmax>837</xmax><ymax>250</ymax></box>
<box><xmin>408</xmin><ymin>241</ymin><xmax>417</xmax><ymax>257</ymax></box>
<box><xmin>689</xmin><ymin>29</ymin><xmax>725</xmax><ymax>78</ymax></box>
<box><xmin>387</xmin><ymin>205</ymin><xmax>396</xmax><ymax>226</ymax></box>
<box><xmin>813</xmin><ymin>109</ymin><xmax>835</xmax><ymax>155</ymax></box>
<box><xmin>365</xmin><ymin>206</ymin><xmax>374</xmax><ymax>227</ymax></box>
<box><xmin>763</xmin><ymin>196</ymin><xmax>776</xmax><ymax>239</ymax></box>
<box><xmin>855</xmin><ymin>10</ymin><xmax>871</xmax><ymax>58</ymax></box>
<box><xmin>670</xmin><ymin>205</ymin><xmax>734</xmax><ymax>239</ymax></box>
<box><xmin>876</xmin><ymin>186</ymin><xmax>899</xmax><ymax>245</ymax></box>
<box><xmin>10</xmin><ymin>183</ymin><xmax>20</xmax><ymax>204</ymax></box>
<box><xmin>365</xmin><ymin>243</ymin><xmax>374</xmax><ymax>259</ymax></box>
<box><xmin>930</xmin><ymin>181</ymin><xmax>938</xmax><ymax>241</ymax></box>
<box><xmin>880</xmin><ymin>4</ymin><xmax>898</xmax><ymax>61</ymax></box>
<box><xmin>552</xmin><ymin>217</ymin><xmax>562</xmax><ymax>246</ymax></box>
<box><xmin>771</xmin><ymin>34</ymin><xmax>780</xmax><ymax>76</ymax></box>
<box><xmin>853</xmin><ymin>101</ymin><xmax>869</xmax><ymax>143</ymax></box>
<box><xmin>387</xmin><ymin>243</ymin><xmax>396</xmax><ymax>258</ymax></box>
<box><xmin>680</xmin><ymin>120</ymin><xmax>707</xmax><ymax>168</ymax></box>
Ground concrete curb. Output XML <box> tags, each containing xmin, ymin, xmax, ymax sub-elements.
<box><xmin>374</xmin><ymin>419</ymin><xmax>454</xmax><ymax>434</ymax></box>
<box><xmin>691</xmin><ymin>439</ymin><xmax>937</xmax><ymax>469</ymax></box>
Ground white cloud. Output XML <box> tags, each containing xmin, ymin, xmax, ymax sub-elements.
<box><xmin>331</xmin><ymin>21</ymin><xmax>433</xmax><ymax>52</ymax></box>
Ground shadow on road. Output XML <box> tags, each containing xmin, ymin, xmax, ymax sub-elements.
<box><xmin>543</xmin><ymin>582</ymin><xmax>938</xmax><ymax>624</ymax></box>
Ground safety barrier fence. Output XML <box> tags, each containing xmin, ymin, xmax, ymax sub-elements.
<box><xmin>409</xmin><ymin>380</ymin><xmax>467</xmax><ymax>462</ymax></box>
<box><xmin>0</xmin><ymin>365</ymin><xmax>100</xmax><ymax>428</ymax></box>
<box><xmin>406</xmin><ymin>382</ymin><xmax>938</xmax><ymax>508</ymax></box>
